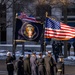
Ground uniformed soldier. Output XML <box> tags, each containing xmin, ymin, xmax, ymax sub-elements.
<box><xmin>44</xmin><ymin>51</ymin><xmax>56</xmax><ymax>75</ymax></box>
<box><xmin>6</xmin><ymin>52</ymin><xmax>16</xmax><ymax>75</ymax></box>
<box><xmin>30</xmin><ymin>52</ymin><xmax>37</xmax><ymax>75</ymax></box>
<box><xmin>24</xmin><ymin>54</ymin><xmax>31</xmax><ymax>75</ymax></box>
<box><xmin>57</xmin><ymin>56</ymin><xmax>64</xmax><ymax>75</ymax></box>
<box><xmin>17</xmin><ymin>55</ymin><xmax>24</xmax><ymax>75</ymax></box>
<box><xmin>37</xmin><ymin>52</ymin><xmax>45</xmax><ymax>75</ymax></box>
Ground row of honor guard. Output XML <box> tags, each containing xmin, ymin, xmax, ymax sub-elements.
<box><xmin>6</xmin><ymin>51</ymin><xmax>64</xmax><ymax>75</ymax></box>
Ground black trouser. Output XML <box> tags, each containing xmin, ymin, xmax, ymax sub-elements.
<box><xmin>17</xmin><ymin>70</ymin><xmax>24</xmax><ymax>75</ymax></box>
<box><xmin>54</xmin><ymin>54</ymin><xmax>58</xmax><ymax>63</ymax></box>
<box><xmin>7</xmin><ymin>64</ymin><xmax>14</xmax><ymax>75</ymax></box>
<box><xmin>8</xmin><ymin>71</ymin><xmax>14</xmax><ymax>75</ymax></box>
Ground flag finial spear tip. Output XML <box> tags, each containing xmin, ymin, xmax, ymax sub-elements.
<box><xmin>16</xmin><ymin>13</ymin><xmax>18</xmax><ymax>18</ymax></box>
<box><xmin>46</xmin><ymin>12</ymin><xmax>48</xmax><ymax>17</ymax></box>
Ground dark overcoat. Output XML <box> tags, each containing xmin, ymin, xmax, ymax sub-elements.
<box><xmin>17</xmin><ymin>59</ymin><xmax>24</xmax><ymax>75</ymax></box>
<box><xmin>24</xmin><ymin>57</ymin><xmax>31</xmax><ymax>75</ymax></box>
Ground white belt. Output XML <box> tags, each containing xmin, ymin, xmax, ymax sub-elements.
<box><xmin>7</xmin><ymin>63</ymin><xmax>13</xmax><ymax>65</ymax></box>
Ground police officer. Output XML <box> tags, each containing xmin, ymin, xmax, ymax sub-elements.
<box><xmin>30</xmin><ymin>52</ymin><xmax>37</xmax><ymax>75</ymax></box>
<box><xmin>6</xmin><ymin>52</ymin><xmax>16</xmax><ymax>75</ymax></box>
<box><xmin>72</xmin><ymin>41</ymin><xmax>75</xmax><ymax>56</ymax></box>
<box><xmin>37</xmin><ymin>52</ymin><xmax>45</xmax><ymax>75</ymax></box>
<box><xmin>24</xmin><ymin>54</ymin><xmax>31</xmax><ymax>75</ymax></box>
<box><xmin>67</xmin><ymin>42</ymin><xmax>71</xmax><ymax>56</ymax></box>
<box><xmin>17</xmin><ymin>55</ymin><xmax>24</xmax><ymax>75</ymax></box>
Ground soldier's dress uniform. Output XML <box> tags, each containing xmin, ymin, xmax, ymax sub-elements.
<box><xmin>6</xmin><ymin>52</ymin><xmax>16</xmax><ymax>75</ymax></box>
<box><xmin>44</xmin><ymin>51</ymin><xmax>56</xmax><ymax>75</ymax></box>
<box><xmin>24</xmin><ymin>54</ymin><xmax>31</xmax><ymax>75</ymax></box>
<box><xmin>37</xmin><ymin>56</ymin><xmax>45</xmax><ymax>75</ymax></box>
<box><xmin>57</xmin><ymin>56</ymin><xmax>64</xmax><ymax>75</ymax></box>
<box><xmin>17</xmin><ymin>56</ymin><xmax>24</xmax><ymax>75</ymax></box>
<box><xmin>30</xmin><ymin>53</ymin><xmax>37</xmax><ymax>75</ymax></box>
<box><xmin>44</xmin><ymin>56</ymin><xmax>52</xmax><ymax>75</ymax></box>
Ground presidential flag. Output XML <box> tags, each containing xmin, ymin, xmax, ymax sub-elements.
<box><xmin>16</xmin><ymin>12</ymin><xmax>38</xmax><ymax>22</ymax></box>
<box><xmin>15</xmin><ymin>13</ymin><xmax>43</xmax><ymax>42</ymax></box>
<box><xmin>15</xmin><ymin>18</ymin><xmax>23</xmax><ymax>40</ymax></box>
<box><xmin>44</xmin><ymin>17</ymin><xmax>75</xmax><ymax>40</ymax></box>
<box><xmin>18</xmin><ymin>22</ymin><xmax>43</xmax><ymax>42</ymax></box>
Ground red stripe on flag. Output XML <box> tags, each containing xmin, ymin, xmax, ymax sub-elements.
<box><xmin>45</xmin><ymin>23</ymin><xmax>75</xmax><ymax>40</ymax></box>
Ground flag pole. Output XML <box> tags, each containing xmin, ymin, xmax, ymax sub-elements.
<box><xmin>43</xmin><ymin>12</ymin><xmax>48</xmax><ymax>53</ymax></box>
<box><xmin>12</xmin><ymin>0</ymin><xmax>16</xmax><ymax>56</ymax></box>
<box><xmin>40</xmin><ymin>12</ymin><xmax>47</xmax><ymax>53</ymax></box>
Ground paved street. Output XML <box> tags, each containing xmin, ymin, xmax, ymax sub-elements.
<box><xmin>0</xmin><ymin>60</ymin><xmax>75</xmax><ymax>75</ymax></box>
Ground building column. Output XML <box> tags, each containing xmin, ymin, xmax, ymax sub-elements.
<box><xmin>6</xmin><ymin>0</ymin><xmax>13</xmax><ymax>44</ymax></box>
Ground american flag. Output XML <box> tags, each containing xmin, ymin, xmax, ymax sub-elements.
<box><xmin>44</xmin><ymin>18</ymin><xmax>75</xmax><ymax>40</ymax></box>
<box><xmin>17</xmin><ymin>12</ymin><xmax>37</xmax><ymax>22</ymax></box>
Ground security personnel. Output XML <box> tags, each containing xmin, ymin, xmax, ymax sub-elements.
<box><xmin>57</xmin><ymin>41</ymin><xmax>63</xmax><ymax>55</ymax></box>
<box><xmin>54</xmin><ymin>44</ymin><xmax>59</xmax><ymax>63</ymax></box>
<box><xmin>6</xmin><ymin>52</ymin><xmax>16</xmax><ymax>75</ymax></box>
<box><xmin>37</xmin><ymin>52</ymin><xmax>45</xmax><ymax>75</ymax></box>
<box><xmin>52</xmin><ymin>41</ymin><xmax>56</xmax><ymax>55</ymax></box>
<box><xmin>67</xmin><ymin>42</ymin><xmax>71</xmax><ymax>56</ymax></box>
<box><xmin>73</xmin><ymin>41</ymin><xmax>75</xmax><ymax>56</ymax></box>
<box><xmin>30</xmin><ymin>52</ymin><xmax>37</xmax><ymax>75</ymax></box>
<box><xmin>17</xmin><ymin>55</ymin><xmax>24</xmax><ymax>75</ymax></box>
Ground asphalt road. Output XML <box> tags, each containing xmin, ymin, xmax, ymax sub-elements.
<box><xmin>0</xmin><ymin>60</ymin><xmax>75</xmax><ymax>75</ymax></box>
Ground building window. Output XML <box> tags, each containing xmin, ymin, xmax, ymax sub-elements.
<box><xmin>67</xmin><ymin>8</ymin><xmax>75</xmax><ymax>16</ymax></box>
<box><xmin>0</xmin><ymin>3</ymin><xmax>6</xmax><ymax>44</ymax></box>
